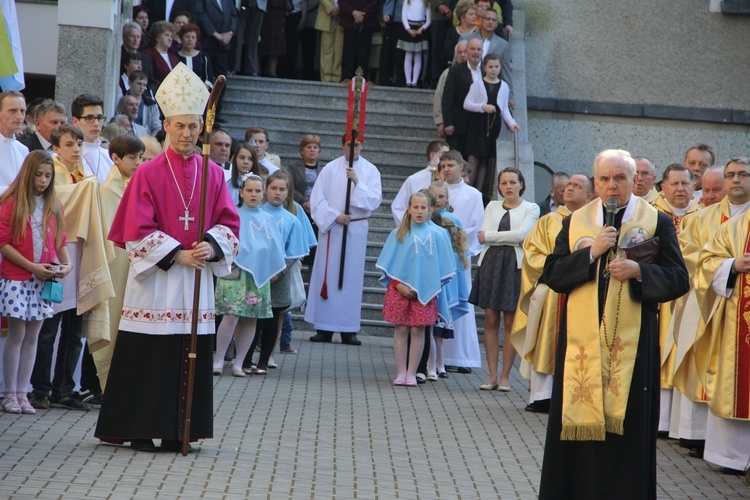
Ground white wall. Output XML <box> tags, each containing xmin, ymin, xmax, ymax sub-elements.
<box><xmin>17</xmin><ymin>2</ymin><xmax>59</xmax><ymax>75</ymax></box>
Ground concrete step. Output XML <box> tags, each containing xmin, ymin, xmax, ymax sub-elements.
<box><xmin>220</xmin><ymin>111</ymin><xmax>437</xmax><ymax>140</ymax></box>
<box><xmin>226</xmin><ymin>75</ymin><xmax>435</xmax><ymax>102</ymax></box>
<box><xmin>223</xmin><ymin>98</ymin><xmax>433</xmax><ymax>126</ymax></box>
<box><xmin>221</xmin><ymin>127</ymin><xmax>433</xmax><ymax>157</ymax></box>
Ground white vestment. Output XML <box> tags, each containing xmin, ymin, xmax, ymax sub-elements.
<box><xmin>442</xmin><ymin>180</ymin><xmax>484</xmax><ymax>367</ymax></box>
<box><xmin>391</xmin><ymin>166</ymin><xmax>432</xmax><ymax>226</ymax></box>
<box><xmin>704</xmin><ymin>412</ymin><xmax>750</xmax><ymax>470</ymax></box>
<box><xmin>0</xmin><ymin>135</ymin><xmax>27</xmax><ymax>192</ymax></box>
<box><xmin>305</xmin><ymin>155</ymin><xmax>382</xmax><ymax>332</ymax></box>
<box><xmin>120</xmin><ymin>227</ymin><xmax>236</xmax><ymax>335</ymax></box>
<box><xmin>81</xmin><ymin>140</ymin><xmax>114</xmax><ymax>185</ymax></box>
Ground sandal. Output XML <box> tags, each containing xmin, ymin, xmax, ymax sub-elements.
<box><xmin>17</xmin><ymin>393</ymin><xmax>36</xmax><ymax>415</ymax></box>
<box><xmin>2</xmin><ymin>395</ymin><xmax>21</xmax><ymax>414</ymax></box>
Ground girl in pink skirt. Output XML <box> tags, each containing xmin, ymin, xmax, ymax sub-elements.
<box><xmin>376</xmin><ymin>192</ymin><xmax>457</xmax><ymax>386</ymax></box>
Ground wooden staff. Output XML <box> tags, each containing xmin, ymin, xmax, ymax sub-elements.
<box><xmin>182</xmin><ymin>75</ymin><xmax>226</xmax><ymax>456</ymax></box>
<box><xmin>338</xmin><ymin>69</ymin><xmax>367</xmax><ymax>290</ymax></box>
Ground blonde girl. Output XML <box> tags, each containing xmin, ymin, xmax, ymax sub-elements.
<box><xmin>0</xmin><ymin>151</ymin><xmax>70</xmax><ymax>414</ymax></box>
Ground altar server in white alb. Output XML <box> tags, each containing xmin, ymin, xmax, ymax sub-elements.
<box><xmin>390</xmin><ymin>139</ymin><xmax>449</xmax><ymax>226</ymax></box>
<box><xmin>95</xmin><ymin>63</ymin><xmax>240</xmax><ymax>453</ymax></box>
<box><xmin>437</xmin><ymin>150</ymin><xmax>484</xmax><ymax>370</ymax></box>
<box><xmin>306</xmin><ymin>135</ymin><xmax>382</xmax><ymax>346</ymax></box>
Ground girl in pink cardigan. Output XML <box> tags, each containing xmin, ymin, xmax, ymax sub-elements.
<box><xmin>0</xmin><ymin>151</ymin><xmax>70</xmax><ymax>415</ymax></box>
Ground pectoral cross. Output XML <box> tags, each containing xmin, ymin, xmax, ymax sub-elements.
<box><xmin>179</xmin><ymin>209</ymin><xmax>194</xmax><ymax>230</ymax></box>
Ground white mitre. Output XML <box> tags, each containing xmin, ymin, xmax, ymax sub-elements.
<box><xmin>155</xmin><ymin>62</ymin><xmax>210</xmax><ymax>117</ymax></box>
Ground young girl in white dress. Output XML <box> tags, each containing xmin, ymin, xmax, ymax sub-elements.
<box><xmin>0</xmin><ymin>151</ymin><xmax>71</xmax><ymax>414</ymax></box>
<box><xmin>398</xmin><ymin>0</ymin><xmax>431</xmax><ymax>87</ymax></box>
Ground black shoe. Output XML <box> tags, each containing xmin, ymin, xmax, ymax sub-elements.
<box><xmin>161</xmin><ymin>440</ymin><xmax>192</xmax><ymax>453</ymax></box>
<box><xmin>29</xmin><ymin>392</ymin><xmax>50</xmax><ymax>410</ymax></box>
<box><xmin>50</xmin><ymin>395</ymin><xmax>91</xmax><ymax>411</ymax></box>
<box><xmin>657</xmin><ymin>431</ymin><xmax>670</xmax><ymax>439</ymax></box>
<box><xmin>340</xmin><ymin>334</ymin><xmax>361</xmax><ymax>346</ymax></box>
<box><xmin>438</xmin><ymin>372</ymin><xmax>449</xmax><ymax>379</ymax></box>
<box><xmin>718</xmin><ymin>467</ymin><xmax>744</xmax><ymax>475</ymax></box>
<box><xmin>455</xmin><ymin>367</ymin><xmax>472</xmax><ymax>374</ymax></box>
<box><xmin>78</xmin><ymin>389</ymin><xmax>103</xmax><ymax>408</ymax></box>
<box><xmin>309</xmin><ymin>331</ymin><xmax>333</xmax><ymax>343</ymax></box>
<box><xmin>130</xmin><ymin>439</ymin><xmax>158</xmax><ymax>452</ymax></box>
<box><xmin>524</xmin><ymin>399</ymin><xmax>550</xmax><ymax>414</ymax></box>
<box><xmin>688</xmin><ymin>448</ymin><xmax>704</xmax><ymax>459</ymax></box>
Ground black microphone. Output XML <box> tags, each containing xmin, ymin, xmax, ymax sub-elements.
<box><xmin>606</xmin><ymin>197</ymin><xmax>617</xmax><ymax>227</ymax></box>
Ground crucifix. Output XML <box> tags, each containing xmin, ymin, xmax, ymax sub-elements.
<box><xmin>179</xmin><ymin>209</ymin><xmax>194</xmax><ymax>230</ymax></box>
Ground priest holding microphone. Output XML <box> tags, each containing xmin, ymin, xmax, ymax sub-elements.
<box><xmin>538</xmin><ymin>149</ymin><xmax>689</xmax><ymax>499</ymax></box>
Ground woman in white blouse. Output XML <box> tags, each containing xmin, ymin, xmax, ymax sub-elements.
<box><xmin>469</xmin><ymin>167</ymin><xmax>539</xmax><ymax>391</ymax></box>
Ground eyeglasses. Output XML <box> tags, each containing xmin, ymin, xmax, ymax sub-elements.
<box><xmin>723</xmin><ymin>171</ymin><xmax>750</xmax><ymax>179</ymax></box>
<box><xmin>482</xmin><ymin>16</ymin><xmax>498</xmax><ymax>22</ymax></box>
<box><xmin>80</xmin><ymin>115</ymin><xmax>106</xmax><ymax>124</ymax></box>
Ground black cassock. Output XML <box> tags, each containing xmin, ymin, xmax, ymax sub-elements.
<box><xmin>538</xmin><ymin>209</ymin><xmax>689</xmax><ymax>500</ymax></box>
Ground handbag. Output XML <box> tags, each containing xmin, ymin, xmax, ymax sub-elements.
<box><xmin>622</xmin><ymin>237</ymin><xmax>660</xmax><ymax>264</ymax></box>
<box><xmin>41</xmin><ymin>279</ymin><xmax>63</xmax><ymax>303</ymax></box>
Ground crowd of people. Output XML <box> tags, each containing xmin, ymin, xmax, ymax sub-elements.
<box><xmin>1</xmin><ymin>6</ymin><xmax>749</xmax><ymax>491</ymax></box>
<box><xmin>119</xmin><ymin>0</ymin><xmax>512</xmax><ymax>86</ymax></box>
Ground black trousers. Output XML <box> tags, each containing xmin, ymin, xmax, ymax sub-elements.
<box><xmin>31</xmin><ymin>309</ymin><xmax>83</xmax><ymax>398</ymax></box>
<box><xmin>342</xmin><ymin>26</ymin><xmax>374</xmax><ymax>80</ymax></box>
<box><xmin>244</xmin><ymin>306</ymin><xmax>285</xmax><ymax>370</ymax></box>
<box><xmin>378</xmin><ymin>22</ymin><xmax>405</xmax><ymax>86</ymax></box>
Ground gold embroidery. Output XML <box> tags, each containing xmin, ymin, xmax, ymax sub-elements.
<box><xmin>571</xmin><ymin>346</ymin><xmax>594</xmax><ymax>405</ymax></box>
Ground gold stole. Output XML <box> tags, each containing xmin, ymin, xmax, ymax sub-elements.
<box><xmin>563</xmin><ymin>198</ymin><xmax>657</xmax><ymax>440</ymax></box>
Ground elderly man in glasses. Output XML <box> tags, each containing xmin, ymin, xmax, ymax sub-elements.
<box><xmin>70</xmin><ymin>94</ymin><xmax>113</xmax><ymax>185</ymax></box>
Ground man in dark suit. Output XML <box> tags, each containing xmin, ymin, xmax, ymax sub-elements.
<box><xmin>458</xmin><ymin>8</ymin><xmax>513</xmax><ymax>105</ymax></box>
<box><xmin>196</xmin><ymin>0</ymin><xmax>238</xmax><ymax>118</ymax></box>
<box><xmin>441</xmin><ymin>37</ymin><xmax>482</xmax><ymax>156</ymax></box>
<box><xmin>142</xmin><ymin>0</ymin><xmax>196</xmax><ymax>23</ymax></box>
<box><xmin>339</xmin><ymin>0</ymin><xmax>380</xmax><ymax>80</ymax></box>
<box><xmin>21</xmin><ymin>99</ymin><xmax>66</xmax><ymax>153</ymax></box>
<box><xmin>537</xmin><ymin>171</ymin><xmax>569</xmax><ymax>217</ymax></box>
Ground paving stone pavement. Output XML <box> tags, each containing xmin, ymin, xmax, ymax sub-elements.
<box><xmin>0</xmin><ymin>334</ymin><xmax>747</xmax><ymax>499</ymax></box>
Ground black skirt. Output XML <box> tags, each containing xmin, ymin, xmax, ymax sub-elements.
<box><xmin>463</xmin><ymin>80</ymin><xmax>502</xmax><ymax>158</ymax></box>
<box><xmin>95</xmin><ymin>332</ymin><xmax>214</xmax><ymax>444</ymax></box>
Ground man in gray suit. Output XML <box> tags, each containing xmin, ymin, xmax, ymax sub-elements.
<box><xmin>459</xmin><ymin>8</ymin><xmax>514</xmax><ymax>106</ymax></box>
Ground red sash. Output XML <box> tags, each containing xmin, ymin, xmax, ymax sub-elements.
<box><xmin>734</xmin><ymin>230</ymin><xmax>750</xmax><ymax>418</ymax></box>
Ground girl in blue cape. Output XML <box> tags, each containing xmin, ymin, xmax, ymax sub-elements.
<box><xmin>213</xmin><ymin>174</ymin><xmax>286</xmax><ymax>377</ymax></box>
<box><xmin>376</xmin><ymin>191</ymin><xmax>457</xmax><ymax>387</ymax></box>
<box><xmin>244</xmin><ymin>171</ymin><xmax>309</xmax><ymax>374</ymax></box>
<box><xmin>428</xmin><ymin>181</ymin><xmax>470</xmax><ymax>379</ymax></box>
<box><xmin>276</xmin><ymin>174</ymin><xmax>319</xmax><ymax>356</ymax></box>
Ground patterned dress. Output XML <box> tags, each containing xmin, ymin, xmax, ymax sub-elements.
<box><xmin>215</xmin><ymin>268</ymin><xmax>272</xmax><ymax>319</ymax></box>
<box><xmin>0</xmin><ymin>198</ymin><xmax>55</xmax><ymax>320</ymax></box>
